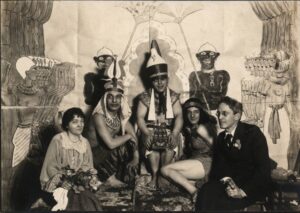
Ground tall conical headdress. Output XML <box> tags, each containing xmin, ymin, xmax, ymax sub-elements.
<box><xmin>146</xmin><ymin>41</ymin><xmax>174</xmax><ymax>121</ymax></box>
<box><xmin>146</xmin><ymin>40</ymin><xmax>168</xmax><ymax>78</ymax></box>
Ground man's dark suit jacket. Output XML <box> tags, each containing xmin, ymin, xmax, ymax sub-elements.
<box><xmin>209</xmin><ymin>121</ymin><xmax>271</xmax><ymax>200</ymax></box>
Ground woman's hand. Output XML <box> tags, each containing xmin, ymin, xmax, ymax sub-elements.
<box><xmin>196</xmin><ymin>125</ymin><xmax>213</xmax><ymax>144</ymax></box>
<box><xmin>196</xmin><ymin>125</ymin><xmax>209</xmax><ymax>138</ymax></box>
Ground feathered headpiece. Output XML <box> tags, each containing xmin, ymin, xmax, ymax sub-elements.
<box><xmin>104</xmin><ymin>55</ymin><xmax>124</xmax><ymax>93</ymax></box>
<box><xmin>92</xmin><ymin>55</ymin><xmax>131</xmax><ymax>135</ymax></box>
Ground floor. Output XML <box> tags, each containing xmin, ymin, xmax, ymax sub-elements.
<box><xmin>30</xmin><ymin>174</ymin><xmax>300</xmax><ymax>211</ymax></box>
<box><xmin>96</xmin><ymin>174</ymin><xmax>194</xmax><ymax>211</ymax></box>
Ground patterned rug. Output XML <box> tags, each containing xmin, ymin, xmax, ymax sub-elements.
<box><xmin>30</xmin><ymin>174</ymin><xmax>195</xmax><ymax>211</ymax></box>
<box><xmin>133</xmin><ymin>175</ymin><xmax>194</xmax><ymax>211</ymax></box>
<box><xmin>95</xmin><ymin>185</ymin><xmax>134</xmax><ymax>211</ymax></box>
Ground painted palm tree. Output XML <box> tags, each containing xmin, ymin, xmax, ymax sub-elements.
<box><xmin>119</xmin><ymin>1</ymin><xmax>161</xmax><ymax>60</ymax></box>
<box><xmin>153</xmin><ymin>2</ymin><xmax>204</xmax><ymax>70</ymax></box>
<box><xmin>152</xmin><ymin>2</ymin><xmax>210</xmax><ymax>110</ymax></box>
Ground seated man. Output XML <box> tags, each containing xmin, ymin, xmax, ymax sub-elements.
<box><xmin>92</xmin><ymin>56</ymin><xmax>139</xmax><ymax>186</ymax></box>
<box><xmin>137</xmin><ymin>40</ymin><xmax>183</xmax><ymax>189</ymax></box>
<box><xmin>195</xmin><ymin>96</ymin><xmax>272</xmax><ymax>211</ymax></box>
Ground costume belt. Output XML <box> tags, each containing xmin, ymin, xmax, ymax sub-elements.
<box><xmin>146</xmin><ymin>124</ymin><xmax>172</xmax><ymax>130</ymax></box>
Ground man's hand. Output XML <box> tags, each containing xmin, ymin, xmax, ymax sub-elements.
<box><xmin>168</xmin><ymin>132</ymin><xmax>178</xmax><ymax>149</ymax></box>
<box><xmin>127</xmin><ymin>157</ymin><xmax>139</xmax><ymax>169</ymax></box>
<box><xmin>144</xmin><ymin>131</ymin><xmax>153</xmax><ymax>150</ymax></box>
<box><xmin>225</xmin><ymin>186</ymin><xmax>246</xmax><ymax>199</ymax></box>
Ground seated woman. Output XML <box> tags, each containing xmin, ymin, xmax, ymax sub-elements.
<box><xmin>40</xmin><ymin>107</ymin><xmax>102</xmax><ymax>211</ymax></box>
<box><xmin>161</xmin><ymin>98</ymin><xmax>217</xmax><ymax>200</ymax></box>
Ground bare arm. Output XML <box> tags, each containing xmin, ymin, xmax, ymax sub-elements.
<box><xmin>197</xmin><ymin>124</ymin><xmax>214</xmax><ymax>145</ymax></box>
<box><xmin>137</xmin><ymin>101</ymin><xmax>151</xmax><ymax>136</ymax></box>
<box><xmin>171</xmin><ymin>99</ymin><xmax>183</xmax><ymax>136</ymax></box>
<box><xmin>125</xmin><ymin>122</ymin><xmax>138</xmax><ymax>144</ymax></box>
<box><xmin>93</xmin><ymin>113</ymin><xmax>131</xmax><ymax>149</ymax></box>
<box><xmin>125</xmin><ymin>121</ymin><xmax>140</xmax><ymax>165</ymax></box>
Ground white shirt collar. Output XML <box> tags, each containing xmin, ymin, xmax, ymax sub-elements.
<box><xmin>225</xmin><ymin>123</ymin><xmax>238</xmax><ymax>137</ymax></box>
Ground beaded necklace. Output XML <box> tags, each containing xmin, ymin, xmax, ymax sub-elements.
<box><xmin>105</xmin><ymin>113</ymin><xmax>121</xmax><ymax>130</ymax></box>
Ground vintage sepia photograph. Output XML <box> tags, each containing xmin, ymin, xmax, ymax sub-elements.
<box><xmin>1</xmin><ymin>0</ymin><xmax>300</xmax><ymax>212</ymax></box>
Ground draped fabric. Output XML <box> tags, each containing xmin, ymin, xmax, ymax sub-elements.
<box><xmin>250</xmin><ymin>1</ymin><xmax>299</xmax><ymax>170</ymax></box>
<box><xmin>1</xmin><ymin>1</ymin><xmax>54</xmax><ymax>210</ymax></box>
<box><xmin>250</xmin><ymin>1</ymin><xmax>296</xmax><ymax>55</ymax></box>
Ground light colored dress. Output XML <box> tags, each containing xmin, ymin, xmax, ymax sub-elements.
<box><xmin>40</xmin><ymin>131</ymin><xmax>102</xmax><ymax>211</ymax></box>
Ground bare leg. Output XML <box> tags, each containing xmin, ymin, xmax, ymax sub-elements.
<box><xmin>158</xmin><ymin>149</ymin><xmax>175</xmax><ymax>189</ymax></box>
<box><xmin>161</xmin><ymin>149</ymin><xmax>175</xmax><ymax>166</ymax></box>
<box><xmin>147</xmin><ymin>151</ymin><xmax>160</xmax><ymax>188</ymax></box>
<box><xmin>161</xmin><ymin>159</ymin><xmax>205</xmax><ymax>194</ymax></box>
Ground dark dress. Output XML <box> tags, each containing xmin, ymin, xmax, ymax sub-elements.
<box><xmin>195</xmin><ymin>121</ymin><xmax>272</xmax><ymax>211</ymax></box>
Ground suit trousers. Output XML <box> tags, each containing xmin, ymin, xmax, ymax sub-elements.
<box><xmin>195</xmin><ymin>180</ymin><xmax>255</xmax><ymax>211</ymax></box>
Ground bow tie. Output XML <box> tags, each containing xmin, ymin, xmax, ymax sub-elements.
<box><xmin>224</xmin><ymin>133</ymin><xmax>233</xmax><ymax>148</ymax></box>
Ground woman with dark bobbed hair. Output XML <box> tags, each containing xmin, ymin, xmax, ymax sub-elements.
<box><xmin>40</xmin><ymin>107</ymin><xmax>102</xmax><ymax>211</ymax></box>
<box><xmin>161</xmin><ymin>98</ymin><xmax>217</xmax><ymax>201</ymax></box>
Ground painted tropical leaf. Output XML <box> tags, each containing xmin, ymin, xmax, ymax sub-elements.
<box><xmin>119</xmin><ymin>1</ymin><xmax>161</xmax><ymax>24</ymax></box>
<box><xmin>154</xmin><ymin>2</ymin><xmax>204</xmax><ymax>23</ymax></box>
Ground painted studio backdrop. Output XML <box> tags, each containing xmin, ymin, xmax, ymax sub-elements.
<box><xmin>1</xmin><ymin>1</ymin><xmax>300</xmax><ymax>211</ymax></box>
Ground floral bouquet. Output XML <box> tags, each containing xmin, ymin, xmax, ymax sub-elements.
<box><xmin>47</xmin><ymin>166</ymin><xmax>102</xmax><ymax>194</ymax></box>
